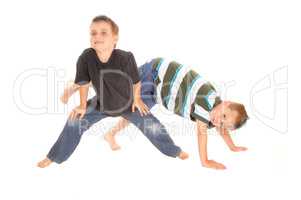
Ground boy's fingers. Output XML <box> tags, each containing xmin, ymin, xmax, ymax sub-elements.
<box><xmin>69</xmin><ymin>111</ymin><xmax>75</xmax><ymax>121</ymax></box>
<box><xmin>143</xmin><ymin>104</ymin><xmax>149</xmax><ymax>112</ymax></box>
<box><xmin>216</xmin><ymin>163</ymin><xmax>226</xmax><ymax>170</ymax></box>
<box><xmin>70</xmin><ymin>110</ymin><xmax>81</xmax><ymax>121</ymax></box>
<box><xmin>70</xmin><ymin>111</ymin><xmax>74</xmax><ymax>120</ymax></box>
<box><xmin>133</xmin><ymin>102</ymin><xmax>150</xmax><ymax>116</ymax></box>
<box><xmin>141</xmin><ymin>105</ymin><xmax>149</xmax><ymax>115</ymax></box>
<box><xmin>138</xmin><ymin>108</ymin><xmax>143</xmax><ymax>116</ymax></box>
<box><xmin>79</xmin><ymin>112</ymin><xmax>85</xmax><ymax>119</ymax></box>
<box><xmin>139</xmin><ymin>104</ymin><xmax>149</xmax><ymax>115</ymax></box>
<box><xmin>143</xmin><ymin>107</ymin><xmax>149</xmax><ymax>115</ymax></box>
<box><xmin>206</xmin><ymin>160</ymin><xmax>226</xmax><ymax>170</ymax></box>
<box><xmin>72</xmin><ymin>111</ymin><xmax>77</xmax><ymax>121</ymax></box>
<box><xmin>141</xmin><ymin>110</ymin><xmax>146</xmax><ymax>116</ymax></box>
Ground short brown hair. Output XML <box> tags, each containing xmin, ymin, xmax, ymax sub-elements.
<box><xmin>92</xmin><ymin>15</ymin><xmax>119</xmax><ymax>35</ymax></box>
<box><xmin>229</xmin><ymin>103</ymin><xmax>249</xmax><ymax>129</ymax></box>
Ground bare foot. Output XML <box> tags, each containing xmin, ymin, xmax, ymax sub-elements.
<box><xmin>104</xmin><ymin>133</ymin><xmax>121</xmax><ymax>151</ymax></box>
<box><xmin>37</xmin><ymin>158</ymin><xmax>53</xmax><ymax>168</ymax></box>
<box><xmin>178</xmin><ymin>151</ymin><xmax>189</xmax><ymax>160</ymax></box>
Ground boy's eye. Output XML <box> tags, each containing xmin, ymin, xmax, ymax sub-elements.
<box><xmin>223</xmin><ymin>114</ymin><xmax>226</xmax><ymax>119</ymax></box>
<box><xmin>91</xmin><ymin>32</ymin><xmax>97</xmax><ymax>36</ymax></box>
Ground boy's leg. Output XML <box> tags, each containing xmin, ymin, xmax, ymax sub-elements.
<box><xmin>104</xmin><ymin>117</ymin><xmax>129</xmax><ymax>150</ymax></box>
<box><xmin>103</xmin><ymin>63</ymin><xmax>158</xmax><ymax>151</ymax></box>
<box><xmin>121</xmin><ymin>110</ymin><xmax>185</xmax><ymax>158</ymax></box>
<box><xmin>38</xmin><ymin>105</ymin><xmax>108</xmax><ymax>167</ymax></box>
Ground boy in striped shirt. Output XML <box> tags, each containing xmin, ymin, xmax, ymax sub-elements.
<box><xmin>62</xmin><ymin>58</ymin><xmax>249</xmax><ymax>170</ymax></box>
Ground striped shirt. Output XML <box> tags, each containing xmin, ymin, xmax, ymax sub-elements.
<box><xmin>151</xmin><ymin>58</ymin><xmax>222</xmax><ymax>127</ymax></box>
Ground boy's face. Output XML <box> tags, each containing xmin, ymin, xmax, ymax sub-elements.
<box><xmin>212</xmin><ymin>105</ymin><xmax>238</xmax><ymax>130</ymax></box>
<box><xmin>90</xmin><ymin>21</ymin><xmax>118</xmax><ymax>52</ymax></box>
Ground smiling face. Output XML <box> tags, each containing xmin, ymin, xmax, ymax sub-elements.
<box><xmin>210</xmin><ymin>102</ymin><xmax>243</xmax><ymax>130</ymax></box>
<box><xmin>90</xmin><ymin>21</ymin><xmax>118</xmax><ymax>53</ymax></box>
<box><xmin>213</xmin><ymin>106</ymin><xmax>239</xmax><ymax>130</ymax></box>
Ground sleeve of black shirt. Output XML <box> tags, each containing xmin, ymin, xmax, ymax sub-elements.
<box><xmin>127</xmin><ymin>52</ymin><xmax>140</xmax><ymax>84</ymax></box>
<box><xmin>74</xmin><ymin>54</ymin><xmax>91</xmax><ymax>85</ymax></box>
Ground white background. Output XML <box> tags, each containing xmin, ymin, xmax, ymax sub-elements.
<box><xmin>0</xmin><ymin>0</ymin><xmax>299</xmax><ymax>200</ymax></box>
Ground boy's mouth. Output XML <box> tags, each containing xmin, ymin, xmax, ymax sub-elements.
<box><xmin>212</xmin><ymin>116</ymin><xmax>218</xmax><ymax>125</ymax></box>
<box><xmin>95</xmin><ymin>41</ymin><xmax>104</xmax><ymax>44</ymax></box>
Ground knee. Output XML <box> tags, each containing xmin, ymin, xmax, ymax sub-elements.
<box><xmin>144</xmin><ymin>121</ymin><xmax>165</xmax><ymax>135</ymax></box>
<box><xmin>66</xmin><ymin>118</ymin><xmax>90</xmax><ymax>133</ymax></box>
<box><xmin>66</xmin><ymin>119</ymin><xmax>80</xmax><ymax>126</ymax></box>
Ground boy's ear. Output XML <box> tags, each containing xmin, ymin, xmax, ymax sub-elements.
<box><xmin>112</xmin><ymin>35</ymin><xmax>119</xmax><ymax>48</ymax></box>
<box><xmin>114</xmin><ymin>35</ymin><xmax>119</xmax><ymax>44</ymax></box>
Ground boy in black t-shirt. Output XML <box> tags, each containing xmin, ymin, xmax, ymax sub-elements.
<box><xmin>37</xmin><ymin>15</ymin><xmax>187</xmax><ymax>168</ymax></box>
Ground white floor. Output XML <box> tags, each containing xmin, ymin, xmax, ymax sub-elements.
<box><xmin>1</xmin><ymin>0</ymin><xmax>297</xmax><ymax>199</ymax></box>
<box><xmin>1</xmin><ymin>104</ymin><xmax>291</xmax><ymax>200</ymax></box>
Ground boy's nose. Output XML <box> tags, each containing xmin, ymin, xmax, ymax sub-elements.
<box><xmin>94</xmin><ymin>34</ymin><xmax>103</xmax><ymax>39</ymax></box>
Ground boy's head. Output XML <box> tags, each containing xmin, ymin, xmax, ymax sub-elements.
<box><xmin>90</xmin><ymin>15</ymin><xmax>119</xmax><ymax>52</ymax></box>
<box><xmin>211</xmin><ymin>101</ymin><xmax>249</xmax><ymax>130</ymax></box>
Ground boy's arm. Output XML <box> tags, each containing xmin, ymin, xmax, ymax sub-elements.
<box><xmin>60</xmin><ymin>83</ymin><xmax>80</xmax><ymax>104</ymax></box>
<box><xmin>69</xmin><ymin>84</ymin><xmax>89</xmax><ymax>120</ymax></box>
<box><xmin>132</xmin><ymin>81</ymin><xmax>149</xmax><ymax>116</ymax></box>
<box><xmin>196</xmin><ymin>119</ymin><xmax>226</xmax><ymax>170</ymax></box>
<box><xmin>216</xmin><ymin>128</ymin><xmax>248</xmax><ymax>152</ymax></box>
<box><xmin>61</xmin><ymin>82</ymin><xmax>92</xmax><ymax>104</ymax></box>
<box><xmin>79</xmin><ymin>84</ymin><xmax>89</xmax><ymax>108</ymax></box>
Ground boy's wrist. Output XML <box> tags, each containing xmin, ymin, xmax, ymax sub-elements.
<box><xmin>229</xmin><ymin>146</ymin><xmax>236</xmax><ymax>151</ymax></box>
<box><xmin>201</xmin><ymin>160</ymin><xmax>211</xmax><ymax>167</ymax></box>
<box><xmin>134</xmin><ymin>95</ymin><xmax>141</xmax><ymax>101</ymax></box>
<box><xmin>79</xmin><ymin>103</ymin><xmax>87</xmax><ymax>109</ymax></box>
<box><xmin>201</xmin><ymin>158</ymin><xmax>209</xmax><ymax>164</ymax></box>
<box><xmin>228</xmin><ymin>144</ymin><xmax>237</xmax><ymax>150</ymax></box>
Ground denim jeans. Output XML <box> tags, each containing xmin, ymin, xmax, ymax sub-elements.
<box><xmin>47</xmin><ymin>96</ymin><xmax>181</xmax><ymax>164</ymax></box>
<box><xmin>138</xmin><ymin>61</ymin><xmax>158</xmax><ymax>109</ymax></box>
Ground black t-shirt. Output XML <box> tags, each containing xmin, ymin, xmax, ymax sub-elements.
<box><xmin>74</xmin><ymin>48</ymin><xmax>140</xmax><ymax>116</ymax></box>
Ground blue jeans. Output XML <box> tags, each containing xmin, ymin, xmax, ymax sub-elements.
<box><xmin>138</xmin><ymin>61</ymin><xmax>158</xmax><ymax>109</ymax></box>
<box><xmin>47</xmin><ymin>96</ymin><xmax>181</xmax><ymax>164</ymax></box>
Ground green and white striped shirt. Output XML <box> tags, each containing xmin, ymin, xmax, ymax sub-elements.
<box><xmin>151</xmin><ymin>58</ymin><xmax>222</xmax><ymax>127</ymax></box>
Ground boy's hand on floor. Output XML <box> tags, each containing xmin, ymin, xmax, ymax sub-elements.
<box><xmin>230</xmin><ymin>146</ymin><xmax>248</xmax><ymax>152</ymax></box>
<box><xmin>132</xmin><ymin>98</ymin><xmax>150</xmax><ymax>116</ymax></box>
<box><xmin>69</xmin><ymin>106</ymin><xmax>87</xmax><ymax>121</ymax></box>
<box><xmin>202</xmin><ymin>160</ymin><xmax>227</xmax><ymax>170</ymax></box>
